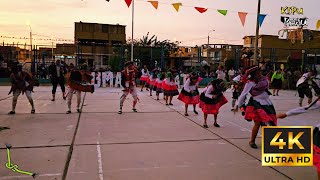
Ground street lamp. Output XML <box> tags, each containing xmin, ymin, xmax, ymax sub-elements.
<box><xmin>207</xmin><ymin>30</ymin><xmax>215</xmax><ymax>62</ymax></box>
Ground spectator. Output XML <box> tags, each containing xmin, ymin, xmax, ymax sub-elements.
<box><xmin>38</xmin><ymin>64</ymin><xmax>47</xmax><ymax>79</ymax></box>
<box><xmin>228</xmin><ymin>67</ymin><xmax>235</xmax><ymax>81</ymax></box>
<box><xmin>216</xmin><ymin>66</ymin><xmax>226</xmax><ymax>80</ymax></box>
<box><xmin>271</xmin><ymin>69</ymin><xmax>284</xmax><ymax>96</ymax></box>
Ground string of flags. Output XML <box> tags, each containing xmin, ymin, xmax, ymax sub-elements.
<box><xmin>0</xmin><ymin>35</ymin><xmax>74</xmax><ymax>42</ymax></box>
<box><xmin>119</xmin><ymin>0</ymin><xmax>320</xmax><ymax>29</ymax></box>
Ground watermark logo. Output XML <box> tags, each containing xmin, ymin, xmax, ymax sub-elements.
<box><xmin>262</xmin><ymin>126</ymin><xmax>313</xmax><ymax>166</ymax></box>
<box><xmin>281</xmin><ymin>16</ymin><xmax>307</xmax><ymax>27</ymax></box>
<box><xmin>281</xmin><ymin>6</ymin><xmax>303</xmax><ymax>15</ymax></box>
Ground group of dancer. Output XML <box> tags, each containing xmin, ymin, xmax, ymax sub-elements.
<box><xmin>7</xmin><ymin>61</ymin><xmax>94</xmax><ymax>115</ymax></box>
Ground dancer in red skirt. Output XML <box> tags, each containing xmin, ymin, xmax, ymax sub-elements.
<box><xmin>313</xmin><ymin>126</ymin><xmax>320</xmax><ymax>180</ymax></box>
<box><xmin>163</xmin><ymin>72</ymin><xmax>179</xmax><ymax>105</ymax></box>
<box><xmin>154</xmin><ymin>72</ymin><xmax>165</xmax><ymax>100</ymax></box>
<box><xmin>140</xmin><ymin>65</ymin><xmax>149</xmax><ymax>92</ymax></box>
<box><xmin>199</xmin><ymin>79</ymin><xmax>228</xmax><ymax>128</ymax></box>
<box><xmin>145</xmin><ymin>69</ymin><xmax>158</xmax><ymax>96</ymax></box>
<box><xmin>234</xmin><ymin>66</ymin><xmax>277</xmax><ymax>149</ymax></box>
<box><xmin>178</xmin><ymin>72</ymin><xmax>201</xmax><ymax>116</ymax></box>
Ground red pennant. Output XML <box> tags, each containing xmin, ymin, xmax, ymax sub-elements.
<box><xmin>124</xmin><ymin>0</ymin><xmax>132</xmax><ymax>8</ymax></box>
<box><xmin>195</xmin><ymin>7</ymin><xmax>207</xmax><ymax>13</ymax></box>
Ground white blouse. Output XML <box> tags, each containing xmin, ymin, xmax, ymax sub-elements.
<box><xmin>141</xmin><ymin>69</ymin><xmax>149</xmax><ymax>77</ymax></box>
<box><xmin>183</xmin><ymin>78</ymin><xmax>198</xmax><ymax>92</ymax></box>
<box><xmin>237</xmin><ymin>81</ymin><xmax>273</xmax><ymax>107</ymax></box>
<box><xmin>203</xmin><ymin>85</ymin><xmax>215</xmax><ymax>99</ymax></box>
<box><xmin>164</xmin><ymin>78</ymin><xmax>176</xmax><ymax>86</ymax></box>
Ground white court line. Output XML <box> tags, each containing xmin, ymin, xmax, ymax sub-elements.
<box><xmin>97</xmin><ymin>132</ymin><xmax>104</xmax><ymax>180</ymax></box>
<box><xmin>225</xmin><ymin>120</ymin><xmax>262</xmax><ymax>137</ymax></box>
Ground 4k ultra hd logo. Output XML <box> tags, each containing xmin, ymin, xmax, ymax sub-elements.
<box><xmin>262</xmin><ymin>126</ymin><xmax>313</xmax><ymax>166</ymax></box>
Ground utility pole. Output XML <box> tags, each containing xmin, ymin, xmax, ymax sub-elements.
<box><xmin>207</xmin><ymin>30</ymin><xmax>215</xmax><ymax>63</ymax></box>
<box><xmin>131</xmin><ymin>0</ymin><xmax>134</xmax><ymax>62</ymax></box>
<box><xmin>253</xmin><ymin>0</ymin><xmax>261</xmax><ymax>65</ymax></box>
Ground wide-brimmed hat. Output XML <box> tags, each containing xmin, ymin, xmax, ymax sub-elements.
<box><xmin>124</xmin><ymin>61</ymin><xmax>134</xmax><ymax>67</ymax></box>
<box><xmin>245</xmin><ymin>66</ymin><xmax>260</xmax><ymax>76</ymax></box>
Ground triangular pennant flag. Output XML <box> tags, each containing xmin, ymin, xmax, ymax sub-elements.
<box><xmin>148</xmin><ymin>1</ymin><xmax>158</xmax><ymax>9</ymax></box>
<box><xmin>172</xmin><ymin>3</ymin><xmax>182</xmax><ymax>12</ymax></box>
<box><xmin>195</xmin><ymin>7</ymin><xmax>207</xmax><ymax>13</ymax></box>
<box><xmin>259</xmin><ymin>14</ymin><xmax>267</xmax><ymax>27</ymax></box>
<box><xmin>316</xmin><ymin>20</ymin><xmax>320</xmax><ymax>30</ymax></box>
<box><xmin>238</xmin><ymin>12</ymin><xmax>248</xmax><ymax>27</ymax></box>
<box><xmin>217</xmin><ymin>9</ymin><xmax>227</xmax><ymax>16</ymax></box>
<box><xmin>124</xmin><ymin>0</ymin><xmax>132</xmax><ymax>8</ymax></box>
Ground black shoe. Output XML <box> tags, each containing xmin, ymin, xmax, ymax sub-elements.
<box><xmin>249</xmin><ymin>142</ymin><xmax>258</xmax><ymax>149</ymax></box>
<box><xmin>141</xmin><ymin>89</ymin><xmax>143</xmax><ymax>92</ymax></box>
<box><xmin>157</xmin><ymin>98</ymin><xmax>159</xmax><ymax>100</ymax></box>
<box><xmin>185</xmin><ymin>113</ymin><xmax>189</xmax><ymax>116</ymax></box>
<box><xmin>273</xmin><ymin>95</ymin><xmax>275</xmax><ymax>96</ymax></box>
<box><xmin>231</xmin><ymin>109</ymin><xmax>234</xmax><ymax>111</ymax></box>
<box><xmin>214</xmin><ymin>123</ymin><xmax>220</xmax><ymax>128</ymax></box>
<box><xmin>8</xmin><ymin>111</ymin><xmax>15</xmax><ymax>115</ymax></box>
<box><xmin>203</xmin><ymin>124</ymin><xmax>208</xmax><ymax>128</ymax></box>
<box><xmin>91</xmin><ymin>85</ymin><xmax>95</xmax><ymax>93</ymax></box>
<box><xmin>66</xmin><ymin>110</ymin><xmax>71</xmax><ymax>114</ymax></box>
<box><xmin>193</xmin><ymin>110</ymin><xmax>198</xmax><ymax>115</ymax></box>
<box><xmin>150</xmin><ymin>94</ymin><xmax>152</xmax><ymax>96</ymax></box>
<box><xmin>31</xmin><ymin>109</ymin><xmax>35</xmax><ymax>114</ymax></box>
<box><xmin>118</xmin><ymin>110</ymin><xmax>122</xmax><ymax>114</ymax></box>
<box><xmin>77</xmin><ymin>109</ymin><xmax>81</xmax><ymax>113</ymax></box>
<box><xmin>63</xmin><ymin>97</ymin><xmax>66</xmax><ymax>100</ymax></box>
<box><xmin>169</xmin><ymin>103</ymin><xmax>173</xmax><ymax>106</ymax></box>
<box><xmin>165</xmin><ymin>103</ymin><xmax>169</xmax><ymax>105</ymax></box>
<box><xmin>51</xmin><ymin>99</ymin><xmax>55</xmax><ymax>101</ymax></box>
<box><xmin>132</xmin><ymin>108</ymin><xmax>137</xmax><ymax>112</ymax></box>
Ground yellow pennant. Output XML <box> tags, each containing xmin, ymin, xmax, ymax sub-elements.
<box><xmin>148</xmin><ymin>1</ymin><xmax>158</xmax><ymax>10</ymax></box>
<box><xmin>317</xmin><ymin>20</ymin><xmax>320</xmax><ymax>30</ymax></box>
<box><xmin>172</xmin><ymin>3</ymin><xmax>182</xmax><ymax>12</ymax></box>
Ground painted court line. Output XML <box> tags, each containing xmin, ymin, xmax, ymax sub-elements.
<box><xmin>97</xmin><ymin>132</ymin><xmax>104</xmax><ymax>180</ymax></box>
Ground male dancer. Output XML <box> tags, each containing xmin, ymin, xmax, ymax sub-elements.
<box><xmin>49</xmin><ymin>60</ymin><xmax>67</xmax><ymax>101</ymax></box>
<box><xmin>8</xmin><ymin>64</ymin><xmax>38</xmax><ymax>114</ymax></box>
<box><xmin>118</xmin><ymin>61</ymin><xmax>138</xmax><ymax>114</ymax></box>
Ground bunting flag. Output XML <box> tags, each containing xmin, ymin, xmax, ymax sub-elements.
<box><xmin>172</xmin><ymin>3</ymin><xmax>182</xmax><ymax>12</ymax></box>
<box><xmin>238</xmin><ymin>12</ymin><xmax>248</xmax><ymax>27</ymax></box>
<box><xmin>195</xmin><ymin>7</ymin><xmax>207</xmax><ymax>14</ymax></box>
<box><xmin>217</xmin><ymin>9</ymin><xmax>228</xmax><ymax>16</ymax></box>
<box><xmin>259</xmin><ymin>14</ymin><xmax>267</xmax><ymax>27</ymax></box>
<box><xmin>317</xmin><ymin>20</ymin><xmax>320</xmax><ymax>30</ymax></box>
<box><xmin>148</xmin><ymin>1</ymin><xmax>158</xmax><ymax>10</ymax></box>
<box><xmin>124</xmin><ymin>0</ymin><xmax>132</xmax><ymax>8</ymax></box>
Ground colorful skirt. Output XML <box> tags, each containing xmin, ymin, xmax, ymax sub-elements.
<box><xmin>140</xmin><ymin>76</ymin><xmax>149</xmax><ymax>83</ymax></box>
<box><xmin>145</xmin><ymin>78</ymin><xmax>155</xmax><ymax>88</ymax></box>
<box><xmin>243</xmin><ymin>97</ymin><xmax>277</xmax><ymax>125</ymax></box>
<box><xmin>314</xmin><ymin>127</ymin><xmax>320</xmax><ymax>172</ymax></box>
<box><xmin>178</xmin><ymin>88</ymin><xmax>200</xmax><ymax>104</ymax></box>
<box><xmin>68</xmin><ymin>81</ymin><xmax>94</xmax><ymax>93</ymax></box>
<box><xmin>154</xmin><ymin>80</ymin><xmax>163</xmax><ymax>93</ymax></box>
<box><xmin>271</xmin><ymin>78</ymin><xmax>282</xmax><ymax>89</ymax></box>
<box><xmin>199</xmin><ymin>93</ymin><xmax>228</xmax><ymax>114</ymax></box>
<box><xmin>162</xmin><ymin>82</ymin><xmax>179</xmax><ymax>96</ymax></box>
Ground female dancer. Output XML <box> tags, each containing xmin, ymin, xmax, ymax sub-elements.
<box><xmin>162</xmin><ymin>72</ymin><xmax>179</xmax><ymax>105</ymax></box>
<box><xmin>199</xmin><ymin>79</ymin><xmax>228</xmax><ymax>128</ymax></box>
<box><xmin>140</xmin><ymin>65</ymin><xmax>149</xmax><ymax>91</ymax></box>
<box><xmin>234</xmin><ymin>66</ymin><xmax>277</xmax><ymax>149</ymax></box>
<box><xmin>178</xmin><ymin>72</ymin><xmax>201</xmax><ymax>116</ymax></box>
<box><xmin>154</xmin><ymin>72</ymin><xmax>165</xmax><ymax>100</ymax></box>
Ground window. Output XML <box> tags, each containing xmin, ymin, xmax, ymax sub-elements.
<box><xmin>102</xmin><ymin>25</ymin><xmax>108</xmax><ymax>33</ymax></box>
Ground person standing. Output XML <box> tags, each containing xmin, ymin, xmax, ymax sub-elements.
<box><xmin>199</xmin><ymin>79</ymin><xmax>228</xmax><ymax>128</ymax></box>
<box><xmin>228</xmin><ymin>67</ymin><xmax>235</xmax><ymax>81</ymax></box>
<box><xmin>8</xmin><ymin>64</ymin><xmax>38</xmax><ymax>114</ymax></box>
<box><xmin>118</xmin><ymin>61</ymin><xmax>138</xmax><ymax>114</ymax></box>
<box><xmin>49</xmin><ymin>60</ymin><xmax>67</xmax><ymax>101</ymax></box>
<box><xmin>296</xmin><ymin>70</ymin><xmax>317</xmax><ymax>106</ymax></box>
<box><xmin>216</xmin><ymin>66</ymin><xmax>226</xmax><ymax>81</ymax></box>
<box><xmin>234</xmin><ymin>66</ymin><xmax>277</xmax><ymax>149</ymax></box>
<box><xmin>271</xmin><ymin>69</ymin><xmax>284</xmax><ymax>96</ymax></box>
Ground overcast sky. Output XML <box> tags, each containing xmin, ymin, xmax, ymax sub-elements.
<box><xmin>0</xmin><ymin>0</ymin><xmax>318</xmax><ymax>46</ymax></box>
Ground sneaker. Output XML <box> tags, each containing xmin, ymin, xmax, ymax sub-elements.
<box><xmin>118</xmin><ymin>110</ymin><xmax>122</xmax><ymax>114</ymax></box>
<box><xmin>8</xmin><ymin>111</ymin><xmax>15</xmax><ymax>115</ymax></box>
<box><xmin>132</xmin><ymin>108</ymin><xmax>137</xmax><ymax>112</ymax></box>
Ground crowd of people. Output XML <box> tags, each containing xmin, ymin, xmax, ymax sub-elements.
<box><xmin>6</xmin><ymin>60</ymin><xmax>320</xmax><ymax>177</ymax></box>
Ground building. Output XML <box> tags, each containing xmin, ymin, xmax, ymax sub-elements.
<box><xmin>75</xmin><ymin>22</ymin><xmax>126</xmax><ymax>69</ymax></box>
<box><xmin>243</xmin><ymin>30</ymin><xmax>320</xmax><ymax>69</ymax></box>
<box><xmin>55</xmin><ymin>43</ymin><xmax>76</xmax><ymax>65</ymax></box>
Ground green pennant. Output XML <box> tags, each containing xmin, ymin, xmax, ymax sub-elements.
<box><xmin>217</xmin><ymin>9</ymin><xmax>228</xmax><ymax>16</ymax></box>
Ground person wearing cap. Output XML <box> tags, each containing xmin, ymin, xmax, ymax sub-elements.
<box><xmin>119</xmin><ymin>61</ymin><xmax>138</xmax><ymax>114</ymax></box>
<box><xmin>296</xmin><ymin>69</ymin><xmax>317</xmax><ymax>107</ymax></box>
<box><xmin>234</xmin><ymin>66</ymin><xmax>277</xmax><ymax>149</ymax></box>
<box><xmin>8</xmin><ymin>64</ymin><xmax>38</xmax><ymax>114</ymax></box>
<box><xmin>140</xmin><ymin>65</ymin><xmax>150</xmax><ymax>92</ymax></box>
<box><xmin>178</xmin><ymin>72</ymin><xmax>201</xmax><ymax>116</ymax></box>
<box><xmin>65</xmin><ymin>65</ymin><xmax>94</xmax><ymax>114</ymax></box>
<box><xmin>199</xmin><ymin>79</ymin><xmax>228</xmax><ymax>128</ymax></box>
<box><xmin>162</xmin><ymin>72</ymin><xmax>179</xmax><ymax>105</ymax></box>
